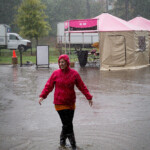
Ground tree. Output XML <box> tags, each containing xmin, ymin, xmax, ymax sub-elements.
<box><xmin>112</xmin><ymin>0</ymin><xmax>150</xmax><ymax>20</ymax></box>
<box><xmin>90</xmin><ymin>0</ymin><xmax>104</xmax><ymax>17</ymax></box>
<box><xmin>130</xmin><ymin>0</ymin><xmax>150</xmax><ymax>19</ymax></box>
<box><xmin>42</xmin><ymin>0</ymin><xmax>88</xmax><ymax>36</ymax></box>
<box><xmin>41</xmin><ymin>0</ymin><xmax>104</xmax><ymax>36</ymax></box>
<box><xmin>86</xmin><ymin>0</ymin><xmax>91</xmax><ymax>18</ymax></box>
<box><xmin>110</xmin><ymin>0</ymin><xmax>128</xmax><ymax>20</ymax></box>
<box><xmin>16</xmin><ymin>0</ymin><xmax>51</xmax><ymax>45</ymax></box>
<box><xmin>0</xmin><ymin>0</ymin><xmax>22</xmax><ymax>31</ymax></box>
<box><xmin>125</xmin><ymin>0</ymin><xmax>129</xmax><ymax>20</ymax></box>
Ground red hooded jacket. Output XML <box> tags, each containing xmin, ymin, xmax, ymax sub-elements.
<box><xmin>39</xmin><ymin>54</ymin><xmax>92</xmax><ymax>105</ymax></box>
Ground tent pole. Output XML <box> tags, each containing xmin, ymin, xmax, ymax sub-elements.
<box><xmin>65</xmin><ymin>33</ymin><xmax>66</xmax><ymax>54</ymax></box>
<box><xmin>69</xmin><ymin>32</ymin><xmax>71</xmax><ymax>57</ymax></box>
<box><xmin>82</xmin><ymin>32</ymin><xmax>84</xmax><ymax>49</ymax></box>
<box><xmin>68</xmin><ymin>20</ymin><xmax>71</xmax><ymax>57</ymax></box>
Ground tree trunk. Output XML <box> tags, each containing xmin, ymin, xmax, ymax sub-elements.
<box><xmin>125</xmin><ymin>0</ymin><xmax>129</xmax><ymax>20</ymax></box>
<box><xmin>30</xmin><ymin>38</ymin><xmax>33</xmax><ymax>55</ymax></box>
<box><xmin>106</xmin><ymin>0</ymin><xmax>108</xmax><ymax>12</ymax></box>
<box><xmin>86</xmin><ymin>0</ymin><xmax>90</xmax><ymax>18</ymax></box>
<box><xmin>36</xmin><ymin>37</ymin><xmax>38</xmax><ymax>47</ymax></box>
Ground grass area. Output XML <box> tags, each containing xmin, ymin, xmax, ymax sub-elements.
<box><xmin>0</xmin><ymin>48</ymin><xmax>78</xmax><ymax>65</ymax></box>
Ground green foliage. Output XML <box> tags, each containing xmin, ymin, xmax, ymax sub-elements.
<box><xmin>0</xmin><ymin>48</ymin><xmax>77</xmax><ymax>64</ymax></box>
<box><xmin>130</xmin><ymin>0</ymin><xmax>150</xmax><ymax>19</ymax></box>
<box><xmin>16</xmin><ymin>0</ymin><xmax>51</xmax><ymax>44</ymax></box>
<box><xmin>111</xmin><ymin>0</ymin><xmax>150</xmax><ymax>20</ymax></box>
<box><xmin>90</xmin><ymin>0</ymin><xmax>105</xmax><ymax>17</ymax></box>
<box><xmin>42</xmin><ymin>0</ymin><xmax>104</xmax><ymax>36</ymax></box>
<box><xmin>43</xmin><ymin>0</ymin><xmax>87</xmax><ymax>35</ymax></box>
<box><xmin>0</xmin><ymin>0</ymin><xmax>22</xmax><ymax>31</ymax></box>
<box><xmin>2</xmin><ymin>0</ymin><xmax>150</xmax><ymax>37</ymax></box>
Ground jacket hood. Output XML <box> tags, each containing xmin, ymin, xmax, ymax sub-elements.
<box><xmin>58</xmin><ymin>54</ymin><xmax>70</xmax><ymax>69</ymax></box>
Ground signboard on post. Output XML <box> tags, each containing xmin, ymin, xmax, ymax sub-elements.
<box><xmin>36</xmin><ymin>45</ymin><xmax>49</xmax><ymax>68</ymax></box>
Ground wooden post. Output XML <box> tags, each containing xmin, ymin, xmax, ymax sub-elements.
<box><xmin>19</xmin><ymin>49</ymin><xmax>22</xmax><ymax>67</ymax></box>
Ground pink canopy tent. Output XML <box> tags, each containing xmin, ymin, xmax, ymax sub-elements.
<box><xmin>63</xmin><ymin>13</ymin><xmax>149</xmax><ymax>70</ymax></box>
<box><xmin>128</xmin><ymin>16</ymin><xmax>150</xmax><ymax>62</ymax></box>
<box><xmin>128</xmin><ymin>16</ymin><xmax>150</xmax><ymax>31</ymax></box>
<box><xmin>65</xmin><ymin>13</ymin><xmax>144</xmax><ymax>33</ymax></box>
<box><xmin>94</xmin><ymin>13</ymin><xmax>144</xmax><ymax>31</ymax></box>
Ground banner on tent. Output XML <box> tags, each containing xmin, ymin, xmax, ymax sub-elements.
<box><xmin>65</xmin><ymin>19</ymin><xmax>98</xmax><ymax>31</ymax></box>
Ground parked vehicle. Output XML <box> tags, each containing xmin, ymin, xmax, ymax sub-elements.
<box><xmin>57</xmin><ymin>22</ymin><xmax>99</xmax><ymax>50</ymax></box>
<box><xmin>0</xmin><ymin>24</ymin><xmax>31</xmax><ymax>51</ymax></box>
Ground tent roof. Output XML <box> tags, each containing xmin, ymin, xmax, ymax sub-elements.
<box><xmin>66</xmin><ymin>13</ymin><xmax>145</xmax><ymax>33</ymax></box>
<box><xmin>94</xmin><ymin>13</ymin><xmax>145</xmax><ymax>31</ymax></box>
<box><xmin>128</xmin><ymin>16</ymin><xmax>150</xmax><ymax>31</ymax></box>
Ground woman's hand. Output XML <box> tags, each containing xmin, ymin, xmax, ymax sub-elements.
<box><xmin>88</xmin><ymin>100</ymin><xmax>93</xmax><ymax>107</ymax></box>
<box><xmin>39</xmin><ymin>97</ymin><xmax>44</xmax><ymax>105</ymax></box>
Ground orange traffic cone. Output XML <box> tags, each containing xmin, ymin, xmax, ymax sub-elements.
<box><xmin>12</xmin><ymin>50</ymin><xmax>17</xmax><ymax>58</ymax></box>
<box><xmin>12</xmin><ymin>50</ymin><xmax>18</xmax><ymax>65</ymax></box>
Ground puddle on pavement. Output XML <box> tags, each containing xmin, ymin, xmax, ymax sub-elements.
<box><xmin>0</xmin><ymin>64</ymin><xmax>150</xmax><ymax>150</ymax></box>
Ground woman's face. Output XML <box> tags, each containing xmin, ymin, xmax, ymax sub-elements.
<box><xmin>59</xmin><ymin>58</ymin><xmax>67</xmax><ymax>70</ymax></box>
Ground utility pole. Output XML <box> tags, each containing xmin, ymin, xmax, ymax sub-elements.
<box><xmin>125</xmin><ymin>0</ymin><xmax>129</xmax><ymax>20</ymax></box>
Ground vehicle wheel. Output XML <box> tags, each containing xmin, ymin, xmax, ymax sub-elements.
<box><xmin>18</xmin><ymin>45</ymin><xmax>25</xmax><ymax>52</ymax></box>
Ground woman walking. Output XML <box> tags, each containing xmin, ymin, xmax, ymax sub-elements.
<box><xmin>39</xmin><ymin>54</ymin><xmax>93</xmax><ymax>150</ymax></box>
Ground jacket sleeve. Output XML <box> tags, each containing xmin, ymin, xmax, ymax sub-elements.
<box><xmin>75</xmin><ymin>73</ymin><xmax>93</xmax><ymax>100</ymax></box>
<box><xmin>39</xmin><ymin>72</ymin><xmax>55</xmax><ymax>99</ymax></box>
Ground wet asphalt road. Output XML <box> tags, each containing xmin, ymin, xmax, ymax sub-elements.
<box><xmin>0</xmin><ymin>64</ymin><xmax>150</xmax><ymax>150</ymax></box>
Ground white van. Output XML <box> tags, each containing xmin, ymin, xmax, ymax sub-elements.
<box><xmin>0</xmin><ymin>24</ymin><xmax>31</xmax><ymax>51</ymax></box>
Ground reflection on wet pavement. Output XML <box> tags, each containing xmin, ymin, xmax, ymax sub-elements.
<box><xmin>0</xmin><ymin>64</ymin><xmax>150</xmax><ymax>150</ymax></box>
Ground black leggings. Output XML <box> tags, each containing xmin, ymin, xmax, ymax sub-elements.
<box><xmin>57</xmin><ymin>109</ymin><xmax>75</xmax><ymax>135</ymax></box>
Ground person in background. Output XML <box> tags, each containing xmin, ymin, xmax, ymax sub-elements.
<box><xmin>39</xmin><ymin>54</ymin><xmax>93</xmax><ymax>150</ymax></box>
